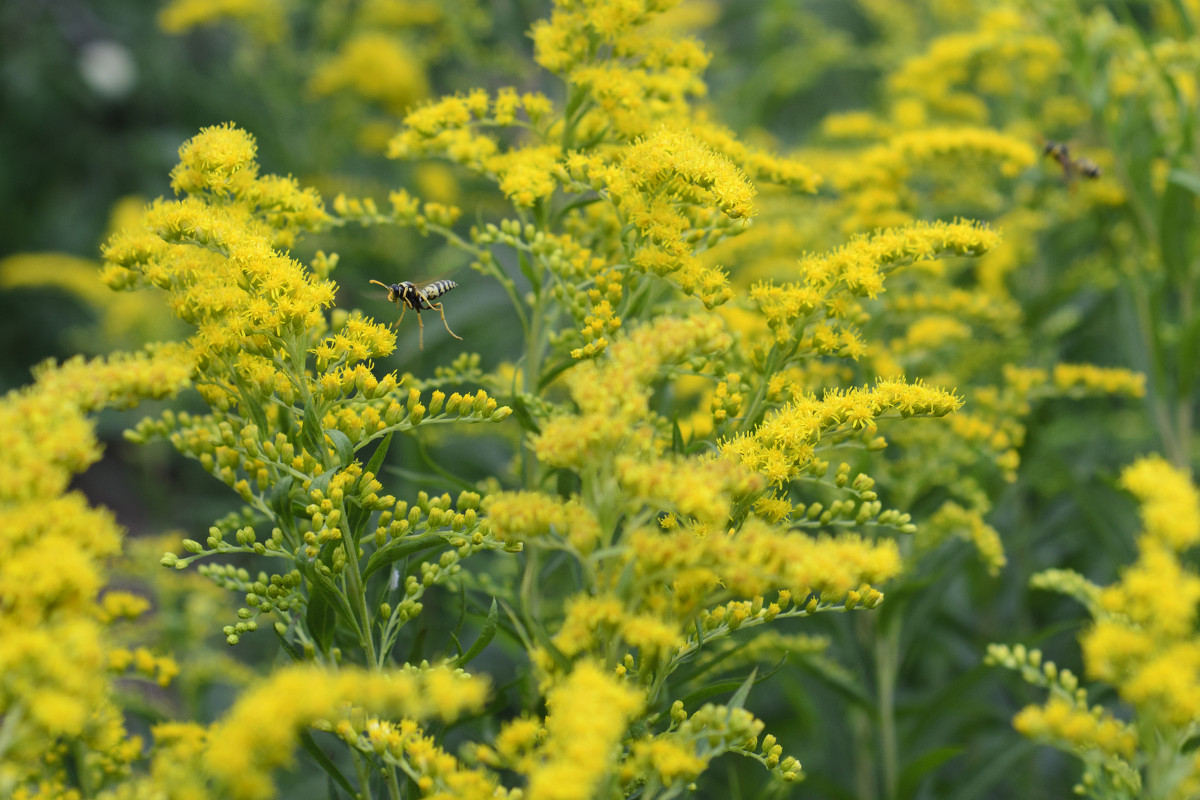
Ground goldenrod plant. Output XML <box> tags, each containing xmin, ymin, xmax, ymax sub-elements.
<box><xmin>990</xmin><ymin>456</ymin><xmax>1200</xmax><ymax>799</ymax></box>
<box><xmin>1</xmin><ymin>0</ymin><xmax>1195</xmax><ymax>799</ymax></box>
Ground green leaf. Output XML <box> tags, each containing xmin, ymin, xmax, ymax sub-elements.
<box><xmin>728</xmin><ymin>667</ymin><xmax>758</xmax><ymax>710</ymax></box>
<box><xmin>1168</xmin><ymin>168</ymin><xmax>1200</xmax><ymax>197</ymax></box>
<box><xmin>326</xmin><ymin>429</ymin><xmax>354</xmax><ymax>467</ymax></box>
<box><xmin>308</xmin><ymin>464</ymin><xmax>339</xmax><ymax>497</ymax></box>
<box><xmin>273</xmin><ymin>624</ymin><xmax>305</xmax><ymax>663</ymax></box>
<box><xmin>510</xmin><ymin>396</ymin><xmax>543</xmax><ymax>435</ymax></box>
<box><xmin>305</xmin><ymin>580</ymin><xmax>338</xmax><ymax>654</ymax></box>
<box><xmin>794</xmin><ymin>656</ymin><xmax>874</xmax><ymax>713</ymax></box>
<box><xmin>669</xmin><ymin>635</ymin><xmax>756</xmax><ymax>686</ymax></box>
<box><xmin>300</xmin><ymin>400</ymin><xmax>326</xmax><ymax>467</ymax></box>
<box><xmin>346</xmin><ymin>433</ymin><xmax>393</xmax><ymax>538</ymax></box>
<box><xmin>1160</xmin><ymin>172</ymin><xmax>1197</xmax><ymax>285</ymax></box>
<box><xmin>943</xmin><ymin>739</ymin><xmax>1035</xmax><ymax>800</ymax></box>
<box><xmin>537</xmin><ymin>359</ymin><xmax>577</xmax><ymax>391</ymax></box>
<box><xmin>898</xmin><ymin>746</ymin><xmax>964</xmax><ymax>800</ymax></box>
<box><xmin>364</xmin><ymin>431</ymin><xmax>393</xmax><ymax>476</ymax></box>
<box><xmin>455</xmin><ymin>599</ymin><xmax>499</xmax><ymax>668</ymax></box>
<box><xmin>298</xmin><ymin>730</ymin><xmax>357</xmax><ymax>798</ymax></box>
<box><xmin>363</xmin><ymin>532</ymin><xmax>445</xmax><ymax>580</ymax></box>
<box><xmin>268</xmin><ymin>475</ymin><xmax>295</xmax><ymax>531</ymax></box>
<box><xmin>671</xmin><ymin>415</ymin><xmax>684</xmax><ymax>455</ymax></box>
<box><xmin>677</xmin><ymin>677</ymin><xmax>751</xmax><ymax>708</ymax></box>
<box><xmin>517</xmin><ymin>250</ymin><xmax>539</xmax><ymax>293</ymax></box>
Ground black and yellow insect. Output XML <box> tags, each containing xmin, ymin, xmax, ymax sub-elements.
<box><xmin>370</xmin><ymin>278</ymin><xmax>463</xmax><ymax>350</ymax></box>
<box><xmin>1044</xmin><ymin>140</ymin><xmax>1101</xmax><ymax>182</ymax></box>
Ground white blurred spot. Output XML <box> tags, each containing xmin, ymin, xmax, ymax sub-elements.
<box><xmin>78</xmin><ymin>40</ymin><xmax>138</xmax><ymax>100</ymax></box>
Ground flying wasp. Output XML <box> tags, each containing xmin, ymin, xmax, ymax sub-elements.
<box><xmin>1044</xmin><ymin>140</ymin><xmax>1102</xmax><ymax>183</ymax></box>
<box><xmin>370</xmin><ymin>278</ymin><xmax>463</xmax><ymax>350</ymax></box>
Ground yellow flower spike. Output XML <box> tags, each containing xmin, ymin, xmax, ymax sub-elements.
<box><xmin>169</xmin><ymin>121</ymin><xmax>259</xmax><ymax>197</ymax></box>
<box><xmin>205</xmin><ymin>664</ymin><xmax>488</xmax><ymax>800</ymax></box>
<box><xmin>833</xmin><ymin>127</ymin><xmax>1038</xmax><ymax>191</ymax></box>
<box><xmin>487</xmin><ymin>145</ymin><xmax>561</xmax><ymax>207</ymax></box>
<box><xmin>1013</xmin><ymin>697</ymin><xmax>1136</xmax><ymax>761</ymax></box>
<box><xmin>1052</xmin><ymin>364</ymin><xmax>1146</xmax><ymax>398</ymax></box>
<box><xmin>1118</xmin><ymin>456</ymin><xmax>1200</xmax><ymax>551</ymax></box>
<box><xmin>308</xmin><ymin>33</ymin><xmax>429</xmax><ymax>115</ymax></box>
<box><xmin>159</xmin><ymin>0</ymin><xmax>286</xmax><ymax>43</ymax></box>
<box><xmin>525</xmin><ymin>662</ymin><xmax>644</xmax><ymax>800</ymax></box>
<box><xmin>623</xmin><ymin>127</ymin><xmax>757</xmax><ymax>220</ymax></box>
<box><xmin>485</xmin><ymin>491</ymin><xmax>603</xmax><ymax>553</ymax></box>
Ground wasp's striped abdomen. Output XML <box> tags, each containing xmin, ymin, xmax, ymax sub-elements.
<box><xmin>418</xmin><ymin>279</ymin><xmax>458</xmax><ymax>308</ymax></box>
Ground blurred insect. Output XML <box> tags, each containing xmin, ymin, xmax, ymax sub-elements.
<box><xmin>370</xmin><ymin>278</ymin><xmax>463</xmax><ymax>350</ymax></box>
<box><xmin>1044</xmin><ymin>140</ymin><xmax>1101</xmax><ymax>184</ymax></box>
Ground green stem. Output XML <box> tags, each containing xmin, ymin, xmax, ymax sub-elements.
<box><xmin>738</xmin><ymin>341</ymin><xmax>794</xmax><ymax>433</ymax></box>
<box><xmin>875</xmin><ymin>616</ymin><xmax>901</xmax><ymax>800</ymax></box>
<box><xmin>383</xmin><ymin>761</ymin><xmax>404</xmax><ymax>800</ymax></box>
<box><xmin>350</xmin><ymin>750</ymin><xmax>375</xmax><ymax>800</ymax></box>
<box><xmin>520</xmin><ymin>546</ymin><xmax>542</xmax><ymax>636</ymax></box>
<box><xmin>522</xmin><ymin>287</ymin><xmax>549</xmax><ymax>490</ymax></box>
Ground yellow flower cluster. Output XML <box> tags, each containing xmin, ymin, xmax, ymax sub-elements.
<box><xmin>1081</xmin><ymin>460</ymin><xmax>1200</xmax><ymax>726</ymax></box>
<box><xmin>921</xmin><ymin>501</ymin><xmax>1006</xmax><ymax>575</ymax></box>
<box><xmin>309</xmin><ymin>32</ymin><xmax>429</xmax><ymax>114</ymax></box>
<box><xmin>1002</xmin><ymin>363</ymin><xmax>1148</xmax><ymax>399</ymax></box>
<box><xmin>485</xmin><ymin>491</ymin><xmax>604</xmax><ymax>553</ymax></box>
<box><xmin>525</xmin><ymin>662</ymin><xmax>644</xmax><ymax>800</ymax></box>
<box><xmin>206</xmin><ymin>663</ymin><xmax>489</xmax><ymax>800</ymax></box>
<box><xmin>627</xmin><ymin>737</ymin><xmax>709</xmax><ymax>785</ymax></box>
<box><xmin>159</xmin><ymin>0</ymin><xmax>286</xmax><ymax>43</ymax></box>
<box><xmin>996</xmin><ymin>459</ymin><xmax>1200</xmax><ymax>795</ymax></box>
<box><xmin>722</xmin><ymin>379</ymin><xmax>963</xmax><ymax>486</ymax></box>
<box><xmin>888</xmin><ymin>285</ymin><xmax>1022</xmax><ymax>337</ymax></box>
<box><xmin>388</xmin><ymin>89</ymin><xmax>558</xmax><ymax>208</ymax></box>
<box><xmin>108</xmin><ymin>646</ymin><xmax>181</xmax><ymax>687</ymax></box>
<box><xmin>478</xmin><ymin>662</ymin><xmax>787</xmax><ymax>799</ymax></box>
<box><xmin>1106</xmin><ymin>28</ymin><xmax>1200</xmax><ymax>134</ymax></box>
<box><xmin>1</xmin><ymin>348</ymin><xmax>192</xmax><ymax>797</ymax></box>
<box><xmin>832</xmin><ymin>127</ymin><xmax>1038</xmax><ymax>191</ymax></box>
<box><xmin>629</xmin><ymin>519</ymin><xmax>901</xmax><ymax>610</ymax></box>
<box><xmin>887</xmin><ymin>9</ymin><xmax>1064</xmax><ymax>120</ymax></box>
<box><xmin>644</xmin><ymin>701</ymin><xmax>801</xmax><ymax>785</ymax></box>
<box><xmin>1118</xmin><ymin>455</ymin><xmax>1200</xmax><ymax>551</ymax></box>
<box><xmin>101</xmin><ymin>124</ymin><xmax>361</xmax><ymax>403</ymax></box>
<box><xmin>750</xmin><ymin>220</ymin><xmax>1001</xmax><ymax>347</ymax></box>
<box><xmin>621</xmin><ymin>126</ymin><xmax>756</xmax><ymax>220</ymax></box>
<box><xmin>534</xmin><ymin>314</ymin><xmax>730</xmax><ymax>470</ymax></box>
<box><xmin>612</xmin><ymin>127</ymin><xmax>755</xmax><ymax>309</ymax></box>
<box><xmin>1013</xmin><ymin>697</ymin><xmax>1137</xmax><ymax>761</ymax></box>
<box><xmin>541</xmin><ymin>593</ymin><xmax>682</xmax><ymax>668</ymax></box>
<box><xmin>689</xmin><ymin>120</ymin><xmax>822</xmax><ymax>193</ymax></box>
<box><xmin>988</xmin><ymin>643</ymin><xmax>1141</xmax><ymax>796</ymax></box>
<box><xmin>530</xmin><ymin>0</ymin><xmax>709</xmax><ymax>139</ymax></box>
<box><xmin>616</xmin><ymin>454</ymin><xmax>763</xmax><ymax>525</ymax></box>
<box><xmin>2</xmin><ymin>349</ymin><xmax>191</xmax><ymax>504</ymax></box>
<box><xmin>360</xmin><ymin>717</ymin><xmax>515</xmax><ymax>800</ymax></box>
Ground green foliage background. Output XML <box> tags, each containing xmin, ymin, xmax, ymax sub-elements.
<box><xmin>2</xmin><ymin>1</ymin><xmax>1196</xmax><ymax>798</ymax></box>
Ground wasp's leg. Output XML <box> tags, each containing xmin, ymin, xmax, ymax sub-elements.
<box><xmin>416</xmin><ymin>311</ymin><xmax>425</xmax><ymax>350</ymax></box>
<box><xmin>428</xmin><ymin>301</ymin><xmax>463</xmax><ymax>341</ymax></box>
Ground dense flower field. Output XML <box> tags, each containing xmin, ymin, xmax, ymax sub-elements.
<box><xmin>2</xmin><ymin>1</ymin><xmax>1198</xmax><ymax>798</ymax></box>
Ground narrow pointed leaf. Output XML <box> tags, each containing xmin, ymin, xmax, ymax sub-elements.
<box><xmin>455</xmin><ymin>599</ymin><xmax>499</xmax><ymax>667</ymax></box>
